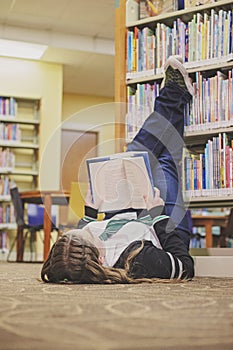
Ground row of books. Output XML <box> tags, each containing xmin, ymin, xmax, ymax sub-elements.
<box><xmin>126</xmin><ymin>8</ymin><xmax>233</xmax><ymax>78</ymax></box>
<box><xmin>139</xmin><ymin>0</ymin><xmax>217</xmax><ymax>21</ymax></box>
<box><xmin>185</xmin><ymin>70</ymin><xmax>233</xmax><ymax>131</ymax></box>
<box><xmin>139</xmin><ymin>0</ymin><xmax>181</xmax><ymax>20</ymax></box>
<box><xmin>0</xmin><ymin>97</ymin><xmax>17</xmax><ymax>117</ymax></box>
<box><xmin>156</xmin><ymin>9</ymin><xmax>233</xmax><ymax>70</ymax></box>
<box><xmin>126</xmin><ymin>82</ymin><xmax>160</xmax><ymax>141</ymax></box>
<box><xmin>0</xmin><ymin>203</ymin><xmax>15</xmax><ymax>225</ymax></box>
<box><xmin>190</xmin><ymin>233</ymin><xmax>206</xmax><ymax>248</ymax></box>
<box><xmin>0</xmin><ymin>149</ymin><xmax>15</xmax><ymax>170</ymax></box>
<box><xmin>185</xmin><ymin>0</ymin><xmax>217</xmax><ymax>9</ymax></box>
<box><xmin>0</xmin><ymin>123</ymin><xmax>21</xmax><ymax>142</ymax></box>
<box><xmin>183</xmin><ymin>133</ymin><xmax>233</xmax><ymax>194</ymax></box>
<box><xmin>0</xmin><ymin>176</ymin><xmax>12</xmax><ymax>196</ymax></box>
<box><xmin>0</xmin><ymin>232</ymin><xmax>8</xmax><ymax>252</ymax></box>
<box><xmin>127</xmin><ymin>26</ymin><xmax>155</xmax><ymax>77</ymax></box>
<box><xmin>125</xmin><ymin>68</ymin><xmax>233</xmax><ymax>140</ymax></box>
<box><xmin>190</xmin><ymin>231</ymin><xmax>233</xmax><ymax>247</ymax></box>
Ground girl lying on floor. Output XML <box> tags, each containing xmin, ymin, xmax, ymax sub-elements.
<box><xmin>41</xmin><ymin>56</ymin><xmax>195</xmax><ymax>284</ymax></box>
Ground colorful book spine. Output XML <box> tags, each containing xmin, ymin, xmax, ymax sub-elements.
<box><xmin>126</xmin><ymin>82</ymin><xmax>160</xmax><ymax>141</ymax></box>
<box><xmin>0</xmin><ymin>149</ymin><xmax>15</xmax><ymax>169</ymax></box>
<box><xmin>0</xmin><ymin>124</ymin><xmax>21</xmax><ymax>142</ymax></box>
<box><xmin>0</xmin><ymin>97</ymin><xmax>17</xmax><ymax>117</ymax></box>
<box><xmin>183</xmin><ymin>133</ymin><xmax>233</xmax><ymax>197</ymax></box>
<box><xmin>185</xmin><ymin>70</ymin><xmax>233</xmax><ymax>132</ymax></box>
<box><xmin>127</xmin><ymin>9</ymin><xmax>233</xmax><ymax>79</ymax></box>
<box><xmin>126</xmin><ymin>26</ymin><xmax>155</xmax><ymax>78</ymax></box>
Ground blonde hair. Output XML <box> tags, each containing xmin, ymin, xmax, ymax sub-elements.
<box><xmin>41</xmin><ymin>232</ymin><xmax>181</xmax><ymax>284</ymax></box>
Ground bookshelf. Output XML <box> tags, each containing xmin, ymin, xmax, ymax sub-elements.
<box><xmin>115</xmin><ymin>0</ymin><xmax>233</xmax><ymax>248</ymax></box>
<box><xmin>0</xmin><ymin>96</ymin><xmax>40</xmax><ymax>256</ymax></box>
<box><xmin>0</xmin><ymin>96</ymin><xmax>40</xmax><ymax>192</ymax></box>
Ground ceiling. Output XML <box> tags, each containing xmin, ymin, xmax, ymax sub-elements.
<box><xmin>0</xmin><ymin>0</ymin><xmax>116</xmax><ymax>97</ymax></box>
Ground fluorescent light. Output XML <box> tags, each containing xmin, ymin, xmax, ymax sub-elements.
<box><xmin>0</xmin><ymin>39</ymin><xmax>47</xmax><ymax>60</ymax></box>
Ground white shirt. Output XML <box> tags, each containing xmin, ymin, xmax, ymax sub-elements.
<box><xmin>83</xmin><ymin>212</ymin><xmax>162</xmax><ymax>267</ymax></box>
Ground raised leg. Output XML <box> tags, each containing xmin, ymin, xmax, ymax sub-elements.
<box><xmin>127</xmin><ymin>57</ymin><xmax>193</xmax><ymax>248</ymax></box>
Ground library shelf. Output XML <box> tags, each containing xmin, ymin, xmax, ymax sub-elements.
<box><xmin>0</xmin><ymin>96</ymin><xmax>40</xmax><ymax>246</ymax></box>
<box><xmin>115</xmin><ymin>0</ymin><xmax>233</xmax><ymax>221</ymax></box>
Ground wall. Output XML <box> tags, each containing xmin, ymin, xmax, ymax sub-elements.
<box><xmin>62</xmin><ymin>93</ymin><xmax>115</xmax><ymax>156</ymax></box>
<box><xmin>0</xmin><ymin>56</ymin><xmax>63</xmax><ymax>190</ymax></box>
<box><xmin>0</xmin><ymin>59</ymin><xmax>115</xmax><ymax>190</ymax></box>
<box><xmin>0</xmin><ymin>58</ymin><xmax>116</xmax><ymax>261</ymax></box>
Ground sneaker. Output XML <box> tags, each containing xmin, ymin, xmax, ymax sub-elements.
<box><xmin>161</xmin><ymin>55</ymin><xmax>194</xmax><ymax>96</ymax></box>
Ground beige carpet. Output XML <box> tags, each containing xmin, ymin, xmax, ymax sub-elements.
<box><xmin>0</xmin><ymin>262</ymin><xmax>233</xmax><ymax>350</ymax></box>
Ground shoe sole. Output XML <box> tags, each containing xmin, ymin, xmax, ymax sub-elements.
<box><xmin>163</xmin><ymin>56</ymin><xmax>194</xmax><ymax>96</ymax></box>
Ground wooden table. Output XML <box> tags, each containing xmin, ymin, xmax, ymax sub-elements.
<box><xmin>192</xmin><ymin>215</ymin><xmax>227</xmax><ymax>248</ymax></box>
<box><xmin>19</xmin><ymin>190</ymin><xmax>70</xmax><ymax>261</ymax></box>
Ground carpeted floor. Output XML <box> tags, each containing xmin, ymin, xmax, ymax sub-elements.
<box><xmin>0</xmin><ymin>262</ymin><xmax>233</xmax><ymax>350</ymax></box>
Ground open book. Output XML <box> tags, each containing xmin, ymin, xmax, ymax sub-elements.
<box><xmin>86</xmin><ymin>151</ymin><xmax>155</xmax><ymax>212</ymax></box>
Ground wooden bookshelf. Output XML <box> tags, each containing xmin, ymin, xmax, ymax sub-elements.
<box><xmin>126</xmin><ymin>57</ymin><xmax>233</xmax><ymax>85</ymax></box>
<box><xmin>189</xmin><ymin>195</ymin><xmax>233</xmax><ymax>207</ymax></box>
<box><xmin>126</xmin><ymin>0</ymin><xmax>233</xmax><ymax>28</ymax></box>
<box><xmin>0</xmin><ymin>96</ymin><xmax>40</xmax><ymax>257</ymax></box>
<box><xmin>115</xmin><ymin>0</ymin><xmax>233</xmax><ymax>250</ymax></box>
<box><xmin>115</xmin><ymin>0</ymin><xmax>127</xmax><ymax>153</ymax></box>
<box><xmin>0</xmin><ymin>96</ymin><xmax>40</xmax><ymax>192</ymax></box>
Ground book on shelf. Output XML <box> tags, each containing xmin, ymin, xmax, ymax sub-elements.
<box><xmin>0</xmin><ymin>123</ymin><xmax>21</xmax><ymax>142</ymax></box>
<box><xmin>126</xmin><ymin>7</ymin><xmax>233</xmax><ymax>79</ymax></box>
<box><xmin>185</xmin><ymin>0</ymin><xmax>217</xmax><ymax>10</ymax></box>
<box><xmin>86</xmin><ymin>151</ymin><xmax>155</xmax><ymax>212</ymax></box>
<box><xmin>126</xmin><ymin>82</ymin><xmax>160</xmax><ymax>141</ymax></box>
<box><xmin>0</xmin><ymin>176</ymin><xmax>11</xmax><ymax>196</ymax></box>
<box><xmin>0</xmin><ymin>231</ymin><xmax>8</xmax><ymax>252</ymax></box>
<box><xmin>126</xmin><ymin>25</ymin><xmax>155</xmax><ymax>78</ymax></box>
<box><xmin>185</xmin><ymin>69</ymin><xmax>233</xmax><ymax>132</ymax></box>
<box><xmin>0</xmin><ymin>97</ymin><xmax>17</xmax><ymax>117</ymax></box>
<box><xmin>183</xmin><ymin>132</ymin><xmax>233</xmax><ymax>197</ymax></box>
<box><xmin>0</xmin><ymin>149</ymin><xmax>15</xmax><ymax>170</ymax></box>
<box><xmin>0</xmin><ymin>201</ymin><xmax>14</xmax><ymax>225</ymax></box>
<box><xmin>127</xmin><ymin>68</ymin><xmax>233</xmax><ymax>141</ymax></box>
<box><xmin>139</xmin><ymin>0</ymin><xmax>182</xmax><ymax>19</ymax></box>
<box><xmin>139</xmin><ymin>0</ymin><xmax>149</xmax><ymax>19</ymax></box>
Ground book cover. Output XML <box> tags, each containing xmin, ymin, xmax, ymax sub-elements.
<box><xmin>86</xmin><ymin>151</ymin><xmax>155</xmax><ymax>212</ymax></box>
<box><xmin>133</xmin><ymin>26</ymin><xmax>138</xmax><ymax>72</ymax></box>
<box><xmin>210</xmin><ymin>9</ymin><xmax>216</xmax><ymax>59</ymax></box>
<box><xmin>127</xmin><ymin>30</ymin><xmax>132</xmax><ymax>72</ymax></box>
<box><xmin>201</xmin><ymin>153</ymin><xmax>206</xmax><ymax>190</ymax></box>
<box><xmin>225</xmin><ymin>145</ymin><xmax>230</xmax><ymax>188</ymax></box>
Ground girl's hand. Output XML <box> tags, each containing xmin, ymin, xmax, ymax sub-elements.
<box><xmin>143</xmin><ymin>187</ymin><xmax>164</xmax><ymax>210</ymax></box>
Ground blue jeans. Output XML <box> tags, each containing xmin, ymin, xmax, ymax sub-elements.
<box><xmin>127</xmin><ymin>82</ymin><xmax>192</xmax><ymax>248</ymax></box>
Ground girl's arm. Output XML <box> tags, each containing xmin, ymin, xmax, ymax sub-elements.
<box><xmin>114</xmin><ymin>215</ymin><xmax>194</xmax><ymax>280</ymax></box>
<box><xmin>153</xmin><ymin>218</ymin><xmax>194</xmax><ymax>279</ymax></box>
<box><xmin>77</xmin><ymin>205</ymin><xmax>98</xmax><ymax>229</ymax></box>
<box><xmin>138</xmin><ymin>187</ymin><xmax>165</xmax><ymax>219</ymax></box>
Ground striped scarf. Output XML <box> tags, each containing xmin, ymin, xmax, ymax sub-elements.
<box><xmin>99</xmin><ymin>215</ymin><xmax>169</xmax><ymax>241</ymax></box>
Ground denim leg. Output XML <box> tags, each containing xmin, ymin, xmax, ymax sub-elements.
<box><xmin>127</xmin><ymin>82</ymin><xmax>192</xmax><ymax>248</ymax></box>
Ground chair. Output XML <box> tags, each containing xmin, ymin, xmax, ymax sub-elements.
<box><xmin>7</xmin><ymin>186</ymin><xmax>59</xmax><ymax>262</ymax></box>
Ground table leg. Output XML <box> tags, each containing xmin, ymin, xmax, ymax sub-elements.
<box><xmin>16</xmin><ymin>226</ymin><xmax>24</xmax><ymax>262</ymax></box>
<box><xmin>43</xmin><ymin>193</ymin><xmax>52</xmax><ymax>261</ymax></box>
<box><xmin>205</xmin><ymin>222</ymin><xmax>213</xmax><ymax>248</ymax></box>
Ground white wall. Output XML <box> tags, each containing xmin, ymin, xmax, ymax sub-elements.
<box><xmin>62</xmin><ymin>93</ymin><xmax>116</xmax><ymax>156</ymax></box>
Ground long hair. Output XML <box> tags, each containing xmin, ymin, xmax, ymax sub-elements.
<box><xmin>41</xmin><ymin>232</ymin><xmax>179</xmax><ymax>284</ymax></box>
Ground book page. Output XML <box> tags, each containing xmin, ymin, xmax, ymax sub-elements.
<box><xmin>88</xmin><ymin>158</ymin><xmax>132</xmax><ymax>212</ymax></box>
<box><xmin>123</xmin><ymin>157</ymin><xmax>154</xmax><ymax>208</ymax></box>
<box><xmin>87</xmin><ymin>151</ymin><xmax>154</xmax><ymax>212</ymax></box>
